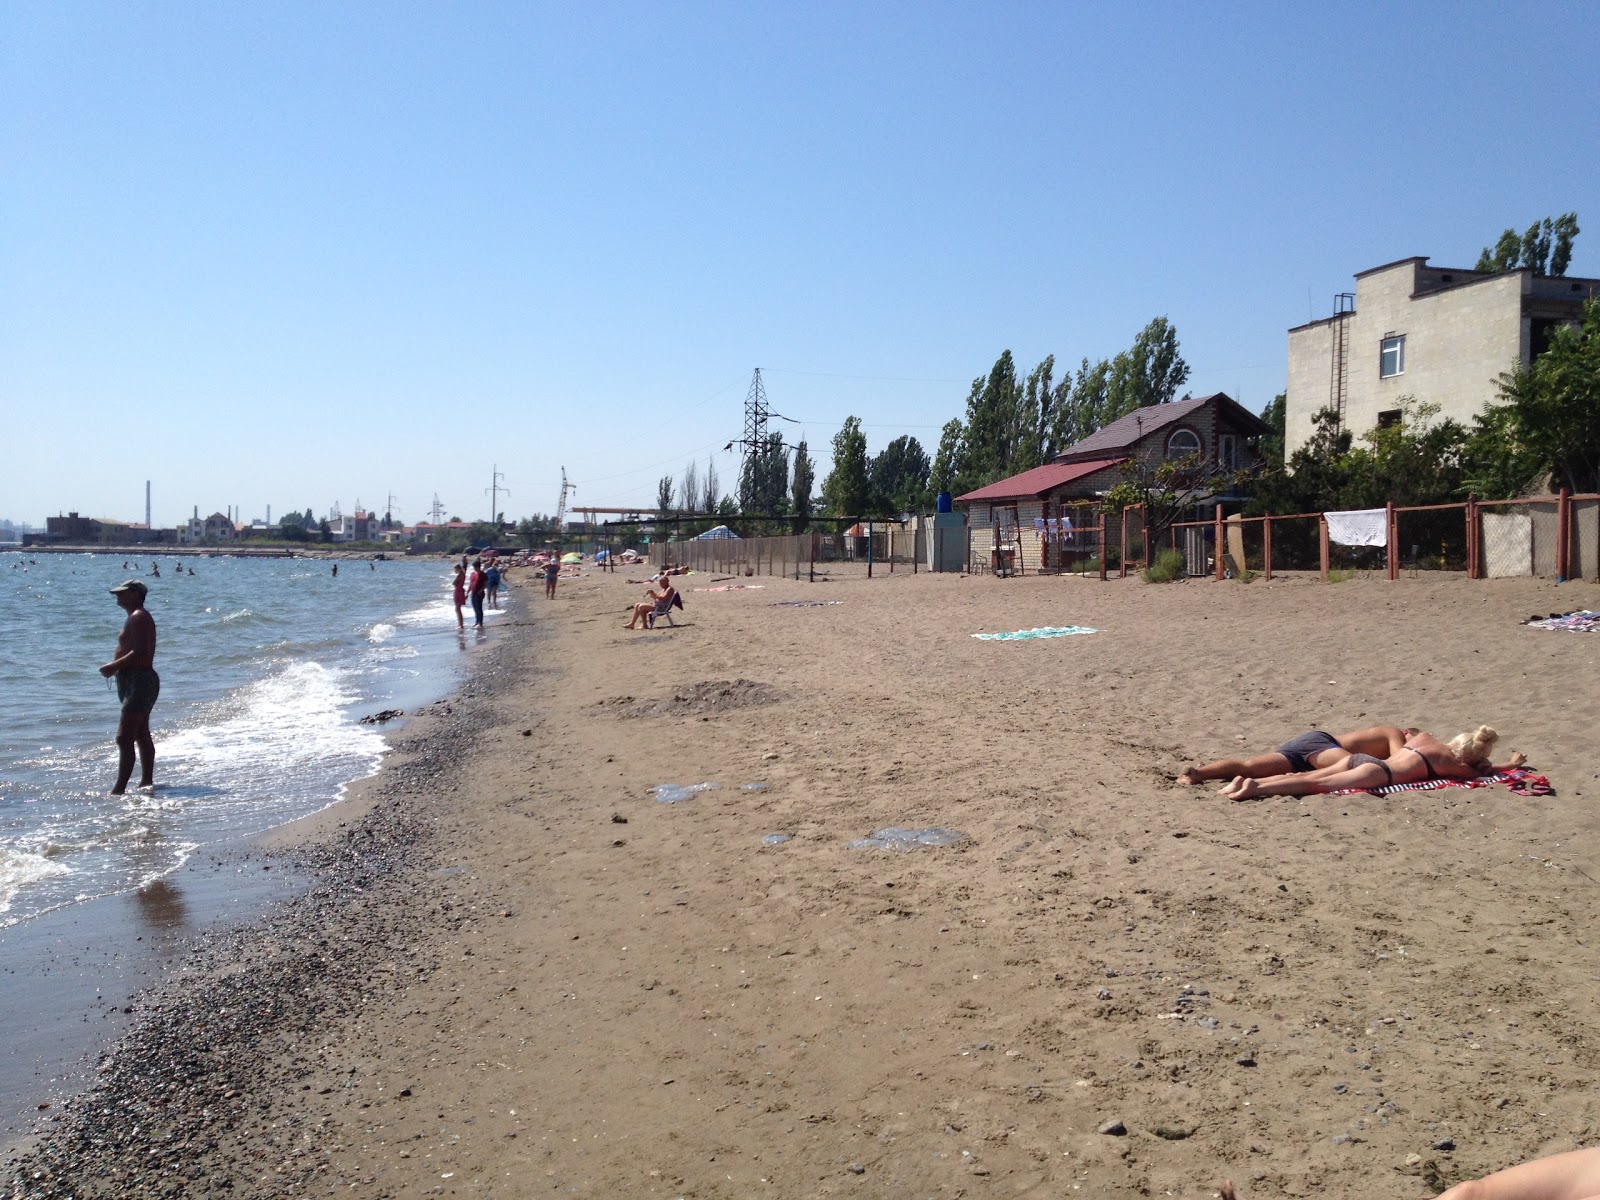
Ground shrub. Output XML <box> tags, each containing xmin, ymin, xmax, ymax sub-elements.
<box><xmin>1143</xmin><ymin>548</ymin><xmax>1187</xmax><ymax>583</ymax></box>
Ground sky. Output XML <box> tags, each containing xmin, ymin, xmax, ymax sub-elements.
<box><xmin>4</xmin><ymin>2</ymin><xmax>1598</xmax><ymax>529</ymax></box>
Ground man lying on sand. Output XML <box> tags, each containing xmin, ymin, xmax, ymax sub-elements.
<box><xmin>1178</xmin><ymin>725</ymin><xmax>1411</xmax><ymax>785</ymax></box>
<box><xmin>1217</xmin><ymin>725</ymin><xmax>1526</xmax><ymax>801</ymax></box>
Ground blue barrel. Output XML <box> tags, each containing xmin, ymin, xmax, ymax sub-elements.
<box><xmin>936</xmin><ymin>491</ymin><xmax>952</xmax><ymax>514</ymax></box>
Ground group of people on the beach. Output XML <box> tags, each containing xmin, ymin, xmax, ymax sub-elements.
<box><xmin>451</xmin><ymin>554</ymin><xmax>503</xmax><ymax>630</ymax></box>
<box><xmin>449</xmin><ymin>552</ymin><xmax>569</xmax><ymax>629</ymax></box>
<box><xmin>1178</xmin><ymin>723</ymin><xmax>1526</xmax><ymax>799</ymax></box>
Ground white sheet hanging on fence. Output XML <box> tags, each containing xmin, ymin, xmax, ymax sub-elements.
<box><xmin>1325</xmin><ymin>508</ymin><xmax>1388</xmax><ymax>547</ymax></box>
<box><xmin>1033</xmin><ymin>516</ymin><xmax>1075</xmax><ymax>542</ymax></box>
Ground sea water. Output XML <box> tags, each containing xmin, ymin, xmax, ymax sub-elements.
<box><xmin>0</xmin><ymin>552</ymin><xmax>494</xmax><ymax>927</ymax></box>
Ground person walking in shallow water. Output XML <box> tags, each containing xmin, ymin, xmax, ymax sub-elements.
<box><xmin>451</xmin><ymin>563</ymin><xmax>467</xmax><ymax>630</ymax></box>
<box><xmin>100</xmin><ymin>579</ymin><xmax>159</xmax><ymax>795</ymax></box>
<box><xmin>468</xmin><ymin>557</ymin><xmax>487</xmax><ymax>628</ymax></box>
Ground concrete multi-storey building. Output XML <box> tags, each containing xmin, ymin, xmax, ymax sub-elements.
<box><xmin>1285</xmin><ymin>257</ymin><xmax>1599</xmax><ymax>458</ymax></box>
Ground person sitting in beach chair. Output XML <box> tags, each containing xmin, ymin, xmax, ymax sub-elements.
<box><xmin>1178</xmin><ymin>726</ymin><xmax>1412</xmax><ymax>785</ymax></box>
<box><xmin>624</xmin><ymin>577</ymin><xmax>680</xmax><ymax>630</ymax></box>
<box><xmin>1216</xmin><ymin>725</ymin><xmax>1526</xmax><ymax>801</ymax></box>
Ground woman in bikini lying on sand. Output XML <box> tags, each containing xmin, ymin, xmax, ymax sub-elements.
<box><xmin>1216</xmin><ymin>725</ymin><xmax>1526</xmax><ymax>801</ymax></box>
<box><xmin>1178</xmin><ymin>726</ymin><xmax>1412</xmax><ymax>786</ymax></box>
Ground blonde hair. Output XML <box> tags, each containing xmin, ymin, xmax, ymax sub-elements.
<box><xmin>1448</xmin><ymin>725</ymin><xmax>1499</xmax><ymax>769</ymax></box>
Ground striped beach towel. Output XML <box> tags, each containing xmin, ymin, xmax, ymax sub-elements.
<box><xmin>1331</xmin><ymin>768</ymin><xmax>1549</xmax><ymax>798</ymax></box>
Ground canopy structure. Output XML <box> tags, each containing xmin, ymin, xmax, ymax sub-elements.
<box><xmin>692</xmin><ymin>525</ymin><xmax>740</xmax><ymax>540</ymax></box>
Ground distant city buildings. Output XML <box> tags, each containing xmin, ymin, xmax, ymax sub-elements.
<box><xmin>16</xmin><ymin>506</ymin><xmax>518</xmax><ymax>549</ymax></box>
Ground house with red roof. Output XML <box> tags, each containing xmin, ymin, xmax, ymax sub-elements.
<box><xmin>955</xmin><ymin>393</ymin><xmax>1270</xmax><ymax>573</ymax></box>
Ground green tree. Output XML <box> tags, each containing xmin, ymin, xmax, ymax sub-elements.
<box><xmin>318</xmin><ymin>519</ymin><xmax>332</xmax><ymax>543</ymax></box>
<box><xmin>467</xmin><ymin>520</ymin><xmax>502</xmax><ymax>547</ymax></box>
<box><xmin>656</xmin><ymin>475</ymin><xmax>675</xmax><ymax>515</ymax></box>
<box><xmin>1355</xmin><ymin>400</ymin><xmax>1469</xmax><ymax>508</ymax></box>
<box><xmin>929</xmin><ymin>419</ymin><xmax>965</xmax><ymax>498</ymax></box>
<box><xmin>701</xmin><ymin>458</ymin><xmax>720</xmax><ymax>513</ymax></box>
<box><xmin>1025</xmin><ymin>355</ymin><xmax>1077</xmax><ymax>464</ymax></box>
<box><xmin>1479</xmin><ymin>298</ymin><xmax>1600</xmax><ymax>492</ymax></box>
<box><xmin>677</xmin><ymin>460</ymin><xmax>700</xmax><ymax>514</ymax></box>
<box><xmin>869</xmin><ymin>435</ymin><xmax>930</xmax><ymax>514</ymax></box>
<box><xmin>821</xmin><ymin>416</ymin><xmax>871</xmax><ymax>516</ymax></box>
<box><xmin>1105</xmin><ymin>316</ymin><xmax>1190</xmax><ymax>420</ymax></box>
<box><xmin>277</xmin><ymin>516</ymin><xmax>308</xmax><ymax>542</ymax></box>
<box><xmin>959</xmin><ymin>351</ymin><xmax>1023</xmax><ymax>489</ymax></box>
<box><xmin>1103</xmin><ymin>453</ymin><xmax>1249</xmax><ymax>547</ymax></box>
<box><xmin>1476</xmin><ymin>213</ymin><xmax>1580</xmax><ymax>276</ymax></box>
<box><xmin>1071</xmin><ymin>356</ymin><xmax>1112</xmax><ymax>440</ymax></box>
<box><xmin>740</xmin><ymin>432</ymin><xmax>790</xmax><ymax>518</ymax></box>
<box><xmin>790</xmin><ymin>439</ymin><xmax>815</xmax><ymax>526</ymax></box>
<box><xmin>1258</xmin><ymin>392</ymin><xmax>1287</xmax><ymax>467</ymax></box>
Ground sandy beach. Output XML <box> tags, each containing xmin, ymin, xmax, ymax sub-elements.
<box><xmin>10</xmin><ymin>563</ymin><xmax>1600</xmax><ymax>1197</ymax></box>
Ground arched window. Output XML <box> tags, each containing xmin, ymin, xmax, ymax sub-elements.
<box><xmin>1166</xmin><ymin>428</ymin><xmax>1201</xmax><ymax>459</ymax></box>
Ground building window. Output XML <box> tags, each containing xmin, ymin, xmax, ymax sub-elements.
<box><xmin>1380</xmin><ymin>335</ymin><xmax>1405</xmax><ymax>378</ymax></box>
<box><xmin>1218</xmin><ymin>433</ymin><xmax>1239</xmax><ymax>468</ymax></box>
<box><xmin>1376</xmin><ymin>409</ymin><xmax>1402</xmax><ymax>430</ymax></box>
<box><xmin>1166</xmin><ymin>428</ymin><xmax>1202</xmax><ymax>459</ymax></box>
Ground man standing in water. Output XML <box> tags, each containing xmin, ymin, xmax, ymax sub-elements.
<box><xmin>99</xmin><ymin>579</ymin><xmax>159</xmax><ymax>795</ymax></box>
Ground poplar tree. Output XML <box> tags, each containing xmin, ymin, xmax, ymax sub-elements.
<box><xmin>869</xmin><ymin>435</ymin><xmax>931</xmax><ymax>514</ymax></box>
<box><xmin>1476</xmin><ymin>213</ymin><xmax>1580</xmax><ymax>276</ymax></box>
<box><xmin>929</xmin><ymin>419</ymin><xmax>965</xmax><ymax>498</ymax></box>
<box><xmin>677</xmin><ymin>460</ymin><xmax>700</xmax><ymax>513</ymax></box>
<box><xmin>821</xmin><ymin>416</ymin><xmax>870</xmax><ymax>516</ymax></box>
<box><xmin>790</xmin><ymin>439</ymin><xmax>815</xmax><ymax>526</ymax></box>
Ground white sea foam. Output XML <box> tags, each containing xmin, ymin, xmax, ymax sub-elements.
<box><xmin>159</xmin><ymin>659</ymin><xmax>387</xmax><ymax>779</ymax></box>
<box><xmin>0</xmin><ymin>847</ymin><xmax>71</xmax><ymax>913</ymax></box>
<box><xmin>390</xmin><ymin>597</ymin><xmax>459</xmax><ymax>628</ymax></box>
<box><xmin>368</xmin><ymin>622</ymin><xmax>397</xmax><ymax>643</ymax></box>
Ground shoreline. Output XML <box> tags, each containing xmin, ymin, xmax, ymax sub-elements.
<box><xmin>9</xmin><ymin>569</ymin><xmax>1600</xmax><ymax>1196</ymax></box>
<box><xmin>3</xmin><ymin>610</ymin><xmax>527</xmax><ymax>1185</ymax></box>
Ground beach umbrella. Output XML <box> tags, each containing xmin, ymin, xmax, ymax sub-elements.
<box><xmin>561</xmin><ymin>552</ymin><xmax>582</xmax><ymax>563</ymax></box>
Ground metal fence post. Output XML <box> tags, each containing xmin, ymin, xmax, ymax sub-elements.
<box><xmin>1263</xmin><ymin>514</ymin><xmax>1273</xmax><ymax>581</ymax></box>
<box><xmin>1319</xmin><ymin>515</ymin><xmax>1330</xmax><ymax>582</ymax></box>
<box><xmin>1558</xmin><ymin>487</ymin><xmax>1571</xmax><ymax>582</ymax></box>
<box><xmin>1386</xmin><ymin>502</ymin><xmax>1398</xmax><ymax>580</ymax></box>
<box><xmin>1466</xmin><ymin>495</ymin><xmax>1479</xmax><ymax>579</ymax></box>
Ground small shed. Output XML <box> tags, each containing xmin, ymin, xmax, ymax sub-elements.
<box><xmin>956</xmin><ymin>460</ymin><xmax>1127</xmax><ymax>574</ymax></box>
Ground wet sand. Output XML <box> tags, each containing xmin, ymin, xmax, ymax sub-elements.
<box><xmin>8</xmin><ymin>566</ymin><xmax>1600</xmax><ymax>1197</ymax></box>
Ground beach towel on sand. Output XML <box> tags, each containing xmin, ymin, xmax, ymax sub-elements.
<box><xmin>972</xmin><ymin>625</ymin><xmax>1098</xmax><ymax>641</ymax></box>
<box><xmin>1330</xmin><ymin>767</ymin><xmax>1551</xmax><ymax>798</ymax></box>
<box><xmin>1522</xmin><ymin>610</ymin><xmax>1600</xmax><ymax>633</ymax></box>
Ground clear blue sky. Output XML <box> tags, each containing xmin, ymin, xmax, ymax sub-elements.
<box><xmin>4</xmin><ymin>2</ymin><xmax>1597</xmax><ymax>528</ymax></box>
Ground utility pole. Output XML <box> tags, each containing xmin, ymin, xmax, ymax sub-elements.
<box><xmin>384</xmin><ymin>492</ymin><xmax>399</xmax><ymax>529</ymax></box>
<box><xmin>487</xmin><ymin>465</ymin><xmax>509</xmax><ymax>529</ymax></box>
<box><xmin>429</xmin><ymin>495</ymin><xmax>445</xmax><ymax>525</ymax></box>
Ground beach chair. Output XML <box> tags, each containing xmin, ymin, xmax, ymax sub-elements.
<box><xmin>646</xmin><ymin>591</ymin><xmax>682</xmax><ymax>628</ymax></box>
